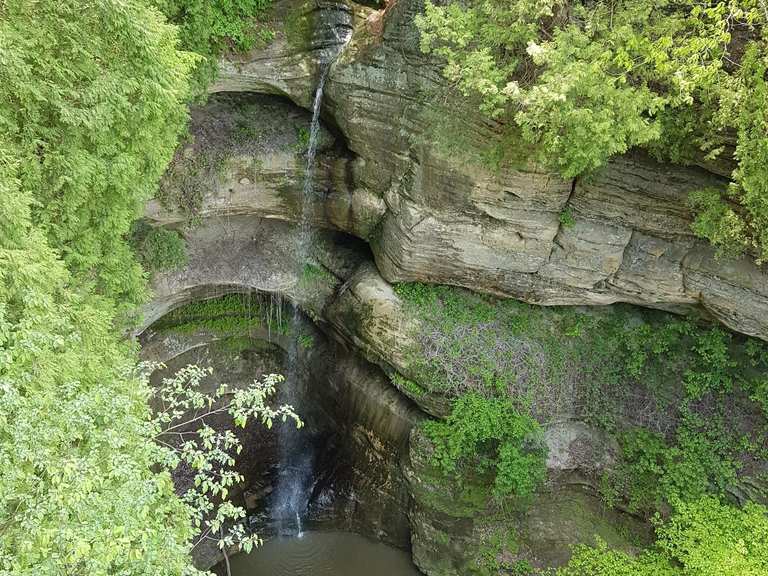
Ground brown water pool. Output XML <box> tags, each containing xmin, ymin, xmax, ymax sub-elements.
<box><xmin>226</xmin><ymin>531</ymin><xmax>422</xmax><ymax>576</ymax></box>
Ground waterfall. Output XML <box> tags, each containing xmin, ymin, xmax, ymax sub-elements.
<box><xmin>272</xmin><ymin>22</ymin><xmax>350</xmax><ymax>536</ymax></box>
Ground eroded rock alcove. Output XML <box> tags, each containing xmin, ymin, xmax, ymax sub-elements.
<box><xmin>140</xmin><ymin>286</ymin><xmax>420</xmax><ymax>570</ymax></box>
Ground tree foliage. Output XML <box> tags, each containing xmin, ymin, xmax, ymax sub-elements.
<box><xmin>0</xmin><ymin>167</ymin><xmax>296</xmax><ymax>572</ymax></box>
<box><xmin>0</xmin><ymin>140</ymin><xmax>194</xmax><ymax>575</ymax></box>
<box><xmin>152</xmin><ymin>366</ymin><xmax>301</xmax><ymax>557</ymax></box>
<box><xmin>153</xmin><ymin>0</ymin><xmax>274</xmax><ymax>93</ymax></box>
<box><xmin>416</xmin><ymin>0</ymin><xmax>768</xmax><ymax>260</ymax></box>
<box><xmin>0</xmin><ymin>1</ymin><xmax>284</xmax><ymax>573</ymax></box>
<box><xmin>558</xmin><ymin>497</ymin><xmax>768</xmax><ymax>576</ymax></box>
<box><xmin>424</xmin><ymin>394</ymin><xmax>546</xmax><ymax>499</ymax></box>
<box><xmin>0</xmin><ymin>0</ymin><xmax>195</xmax><ymax>306</ymax></box>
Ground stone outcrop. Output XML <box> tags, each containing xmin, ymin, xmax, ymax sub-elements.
<box><xmin>137</xmin><ymin>215</ymin><xmax>370</xmax><ymax>331</ymax></box>
<box><xmin>145</xmin><ymin>94</ymin><xmax>385</xmax><ymax>240</ymax></box>
<box><xmin>404</xmin><ymin>427</ymin><xmax>649</xmax><ymax>575</ymax></box>
<box><xmin>198</xmin><ymin>0</ymin><xmax>768</xmax><ymax>341</ymax></box>
<box><xmin>140</xmin><ymin>209</ymin><xmax>658</xmax><ymax>573</ymax></box>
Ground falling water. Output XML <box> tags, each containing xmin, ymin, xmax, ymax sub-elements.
<box><xmin>272</xmin><ymin>22</ymin><xmax>350</xmax><ymax>535</ymax></box>
<box><xmin>295</xmin><ymin>510</ymin><xmax>303</xmax><ymax>538</ymax></box>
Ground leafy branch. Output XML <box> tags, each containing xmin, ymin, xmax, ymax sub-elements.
<box><xmin>146</xmin><ymin>363</ymin><xmax>302</xmax><ymax>573</ymax></box>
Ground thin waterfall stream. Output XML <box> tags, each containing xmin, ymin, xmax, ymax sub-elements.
<box><xmin>271</xmin><ymin>41</ymin><xmax>344</xmax><ymax>536</ymax></box>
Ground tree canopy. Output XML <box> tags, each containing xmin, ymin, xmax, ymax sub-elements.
<box><xmin>0</xmin><ymin>137</ymin><xmax>195</xmax><ymax>574</ymax></box>
<box><xmin>0</xmin><ymin>0</ymin><xmax>274</xmax><ymax>573</ymax></box>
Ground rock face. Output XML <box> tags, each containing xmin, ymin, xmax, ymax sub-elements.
<box><xmin>146</xmin><ymin>93</ymin><xmax>385</xmax><ymax>240</ymax></box>
<box><xmin>544</xmin><ymin>422</ymin><xmax>619</xmax><ymax>474</ymax></box>
<box><xmin>140</xmin><ymin>0</ymin><xmax>768</xmax><ymax>573</ymax></box>
<box><xmin>137</xmin><ymin>215</ymin><xmax>370</xmax><ymax>332</ymax></box>
<box><xmin>140</xmin><ymin>207</ymin><xmax>656</xmax><ymax>574</ymax></box>
<box><xmin>203</xmin><ymin>0</ymin><xmax>768</xmax><ymax>342</ymax></box>
<box><xmin>404</xmin><ymin>427</ymin><xmax>649</xmax><ymax>575</ymax></box>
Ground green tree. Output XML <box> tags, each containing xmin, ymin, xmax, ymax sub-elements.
<box><xmin>0</xmin><ymin>1</ymin><xmax>289</xmax><ymax>572</ymax></box>
<box><xmin>0</xmin><ymin>0</ymin><xmax>195</xmax><ymax>307</ymax></box>
<box><xmin>0</xmin><ymin>163</ymin><xmax>298</xmax><ymax>572</ymax></box>
<box><xmin>0</xmin><ymin>139</ymin><xmax>193</xmax><ymax>575</ymax></box>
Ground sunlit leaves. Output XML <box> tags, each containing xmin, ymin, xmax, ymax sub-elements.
<box><xmin>559</xmin><ymin>497</ymin><xmax>768</xmax><ymax>576</ymax></box>
<box><xmin>0</xmin><ymin>146</ymin><xmax>196</xmax><ymax>575</ymax></box>
<box><xmin>151</xmin><ymin>365</ymin><xmax>301</xmax><ymax>555</ymax></box>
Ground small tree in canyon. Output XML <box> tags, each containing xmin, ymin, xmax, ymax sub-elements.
<box><xmin>150</xmin><ymin>364</ymin><xmax>302</xmax><ymax>575</ymax></box>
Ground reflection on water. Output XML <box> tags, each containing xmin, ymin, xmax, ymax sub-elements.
<box><xmin>226</xmin><ymin>531</ymin><xmax>422</xmax><ymax>576</ymax></box>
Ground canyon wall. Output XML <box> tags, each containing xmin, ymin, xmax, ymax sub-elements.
<box><xmin>139</xmin><ymin>1</ymin><xmax>768</xmax><ymax>573</ymax></box>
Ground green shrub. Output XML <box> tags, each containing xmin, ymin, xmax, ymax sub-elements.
<box><xmin>559</xmin><ymin>208</ymin><xmax>576</xmax><ymax>229</ymax></box>
<box><xmin>395</xmin><ymin>282</ymin><xmax>768</xmax><ymax>517</ymax></box>
<box><xmin>424</xmin><ymin>394</ymin><xmax>547</xmax><ymax>499</ymax></box>
<box><xmin>559</xmin><ymin>497</ymin><xmax>768</xmax><ymax>576</ymax></box>
<box><xmin>131</xmin><ymin>221</ymin><xmax>188</xmax><ymax>273</ymax></box>
<box><xmin>295</xmin><ymin>126</ymin><xmax>310</xmax><ymax>153</ymax></box>
<box><xmin>614</xmin><ymin>422</ymin><xmax>739</xmax><ymax>514</ymax></box>
<box><xmin>391</xmin><ymin>373</ymin><xmax>426</xmax><ymax>398</ymax></box>
<box><xmin>298</xmin><ymin>332</ymin><xmax>314</xmax><ymax>349</ymax></box>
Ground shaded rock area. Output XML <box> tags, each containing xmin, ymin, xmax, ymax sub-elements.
<box><xmin>140</xmin><ymin>294</ymin><xmax>420</xmax><ymax>570</ymax></box>
<box><xmin>139</xmin><ymin>214</ymin><xmax>659</xmax><ymax>573</ymax></box>
<box><xmin>145</xmin><ymin>334</ymin><xmax>287</xmax><ymax>570</ymax></box>
<box><xmin>138</xmin><ymin>216</ymin><xmax>370</xmax><ymax>331</ymax></box>
<box><xmin>404</xmin><ymin>428</ymin><xmax>650</xmax><ymax>575</ymax></box>
<box><xmin>146</xmin><ymin>93</ymin><xmax>385</xmax><ymax>240</ymax></box>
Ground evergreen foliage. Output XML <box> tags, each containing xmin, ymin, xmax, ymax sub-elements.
<box><xmin>0</xmin><ymin>1</ymin><xmax>282</xmax><ymax>573</ymax></box>
<box><xmin>131</xmin><ymin>221</ymin><xmax>188</xmax><ymax>273</ymax></box>
<box><xmin>0</xmin><ymin>142</ymin><xmax>294</xmax><ymax>574</ymax></box>
<box><xmin>0</xmin><ymin>0</ymin><xmax>195</xmax><ymax>306</ymax></box>
<box><xmin>416</xmin><ymin>1</ymin><xmax>768</xmax><ymax>260</ymax></box>
<box><xmin>153</xmin><ymin>0</ymin><xmax>274</xmax><ymax>94</ymax></box>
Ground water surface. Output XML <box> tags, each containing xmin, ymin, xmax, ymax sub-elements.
<box><xmin>227</xmin><ymin>531</ymin><xmax>422</xmax><ymax>576</ymax></box>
